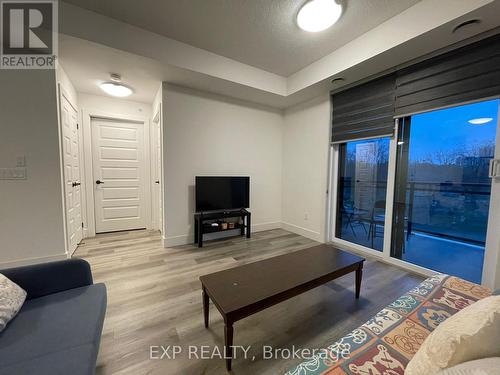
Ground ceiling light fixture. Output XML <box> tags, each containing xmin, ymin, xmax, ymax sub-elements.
<box><xmin>99</xmin><ymin>74</ymin><xmax>133</xmax><ymax>97</ymax></box>
<box><xmin>452</xmin><ymin>19</ymin><xmax>481</xmax><ymax>34</ymax></box>
<box><xmin>297</xmin><ymin>0</ymin><xmax>342</xmax><ymax>32</ymax></box>
<box><xmin>468</xmin><ymin>118</ymin><xmax>493</xmax><ymax>125</ymax></box>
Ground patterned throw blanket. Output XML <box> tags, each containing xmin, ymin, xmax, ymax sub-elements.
<box><xmin>285</xmin><ymin>274</ymin><xmax>491</xmax><ymax>375</ymax></box>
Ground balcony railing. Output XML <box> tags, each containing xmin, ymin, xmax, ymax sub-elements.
<box><xmin>340</xmin><ymin>179</ymin><xmax>491</xmax><ymax>246</ymax></box>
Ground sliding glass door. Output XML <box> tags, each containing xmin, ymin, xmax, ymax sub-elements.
<box><xmin>391</xmin><ymin>99</ymin><xmax>499</xmax><ymax>283</ymax></box>
<box><xmin>336</xmin><ymin>138</ymin><xmax>390</xmax><ymax>251</ymax></box>
<box><xmin>331</xmin><ymin>98</ymin><xmax>500</xmax><ymax>285</ymax></box>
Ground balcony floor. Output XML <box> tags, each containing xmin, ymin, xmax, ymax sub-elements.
<box><xmin>338</xmin><ymin>224</ymin><xmax>484</xmax><ymax>283</ymax></box>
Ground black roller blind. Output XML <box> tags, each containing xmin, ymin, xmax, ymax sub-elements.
<box><xmin>395</xmin><ymin>34</ymin><xmax>500</xmax><ymax>117</ymax></box>
<box><xmin>331</xmin><ymin>74</ymin><xmax>396</xmax><ymax>143</ymax></box>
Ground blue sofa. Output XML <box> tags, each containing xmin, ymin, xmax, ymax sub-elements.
<box><xmin>0</xmin><ymin>259</ymin><xmax>107</xmax><ymax>375</ymax></box>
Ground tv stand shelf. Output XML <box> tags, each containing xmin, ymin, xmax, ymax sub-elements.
<box><xmin>194</xmin><ymin>209</ymin><xmax>251</xmax><ymax>248</ymax></box>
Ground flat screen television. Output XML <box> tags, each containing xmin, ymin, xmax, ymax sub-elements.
<box><xmin>195</xmin><ymin>176</ymin><xmax>249</xmax><ymax>212</ymax></box>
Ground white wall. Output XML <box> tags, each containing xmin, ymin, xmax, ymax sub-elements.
<box><xmin>162</xmin><ymin>84</ymin><xmax>283</xmax><ymax>246</ymax></box>
<box><xmin>78</xmin><ymin>93</ymin><xmax>151</xmax><ymax>119</ymax></box>
<box><xmin>0</xmin><ymin>70</ymin><xmax>67</xmax><ymax>267</ymax></box>
<box><xmin>282</xmin><ymin>95</ymin><xmax>331</xmax><ymax>242</ymax></box>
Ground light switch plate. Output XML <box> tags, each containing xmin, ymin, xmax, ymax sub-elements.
<box><xmin>16</xmin><ymin>156</ymin><xmax>26</xmax><ymax>167</ymax></box>
<box><xmin>0</xmin><ymin>167</ymin><xmax>27</xmax><ymax>180</ymax></box>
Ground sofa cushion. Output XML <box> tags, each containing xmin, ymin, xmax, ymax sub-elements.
<box><xmin>0</xmin><ymin>283</ymin><xmax>106</xmax><ymax>368</ymax></box>
<box><xmin>0</xmin><ymin>274</ymin><xmax>27</xmax><ymax>332</ymax></box>
<box><xmin>436</xmin><ymin>357</ymin><xmax>500</xmax><ymax>375</ymax></box>
<box><xmin>0</xmin><ymin>344</ymin><xmax>96</xmax><ymax>375</ymax></box>
<box><xmin>406</xmin><ymin>295</ymin><xmax>500</xmax><ymax>375</ymax></box>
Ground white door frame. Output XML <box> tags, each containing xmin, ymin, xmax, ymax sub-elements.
<box><xmin>482</xmin><ymin>101</ymin><xmax>500</xmax><ymax>288</ymax></box>
<box><xmin>82</xmin><ymin>109</ymin><xmax>151</xmax><ymax>237</ymax></box>
<box><xmin>327</xmin><ymin>100</ymin><xmax>500</xmax><ymax>288</ymax></box>
<box><xmin>151</xmin><ymin>109</ymin><xmax>159</xmax><ymax>231</ymax></box>
<box><xmin>328</xmin><ymin>130</ymin><xmax>444</xmax><ymax>278</ymax></box>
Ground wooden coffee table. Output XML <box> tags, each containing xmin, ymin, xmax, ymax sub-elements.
<box><xmin>199</xmin><ymin>244</ymin><xmax>365</xmax><ymax>371</ymax></box>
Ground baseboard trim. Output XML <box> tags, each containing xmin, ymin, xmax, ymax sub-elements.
<box><xmin>164</xmin><ymin>234</ymin><xmax>191</xmax><ymax>247</ymax></box>
<box><xmin>253</xmin><ymin>221</ymin><xmax>281</xmax><ymax>232</ymax></box>
<box><xmin>281</xmin><ymin>222</ymin><xmax>324</xmax><ymax>242</ymax></box>
<box><xmin>163</xmin><ymin>221</ymin><xmax>282</xmax><ymax>248</ymax></box>
<box><xmin>0</xmin><ymin>253</ymin><xmax>68</xmax><ymax>269</ymax></box>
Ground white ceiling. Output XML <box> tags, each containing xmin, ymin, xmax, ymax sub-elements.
<box><xmin>58</xmin><ymin>34</ymin><xmax>289</xmax><ymax>107</ymax></box>
<box><xmin>58</xmin><ymin>0</ymin><xmax>500</xmax><ymax>108</ymax></box>
<box><xmin>61</xmin><ymin>0</ymin><xmax>420</xmax><ymax>76</ymax></box>
<box><xmin>59</xmin><ymin>35</ymin><xmax>163</xmax><ymax>104</ymax></box>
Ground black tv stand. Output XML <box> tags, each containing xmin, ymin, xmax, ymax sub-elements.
<box><xmin>194</xmin><ymin>209</ymin><xmax>251</xmax><ymax>248</ymax></box>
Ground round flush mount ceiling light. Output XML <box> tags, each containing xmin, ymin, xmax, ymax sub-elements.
<box><xmin>99</xmin><ymin>74</ymin><xmax>133</xmax><ymax>97</ymax></box>
<box><xmin>468</xmin><ymin>118</ymin><xmax>493</xmax><ymax>125</ymax></box>
<box><xmin>297</xmin><ymin>0</ymin><xmax>342</xmax><ymax>32</ymax></box>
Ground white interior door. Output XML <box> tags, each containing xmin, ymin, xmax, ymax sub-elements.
<box><xmin>61</xmin><ymin>95</ymin><xmax>83</xmax><ymax>252</ymax></box>
<box><xmin>91</xmin><ymin>117</ymin><xmax>147</xmax><ymax>233</ymax></box>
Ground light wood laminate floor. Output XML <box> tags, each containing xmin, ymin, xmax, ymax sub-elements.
<box><xmin>74</xmin><ymin>229</ymin><xmax>424</xmax><ymax>375</ymax></box>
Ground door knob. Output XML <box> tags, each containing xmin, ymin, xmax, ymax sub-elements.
<box><xmin>96</xmin><ymin>180</ymin><xmax>104</xmax><ymax>185</ymax></box>
<box><xmin>72</xmin><ymin>182</ymin><xmax>81</xmax><ymax>187</ymax></box>
<box><xmin>155</xmin><ymin>180</ymin><xmax>160</xmax><ymax>184</ymax></box>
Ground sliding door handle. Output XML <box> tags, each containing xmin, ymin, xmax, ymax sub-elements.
<box><xmin>489</xmin><ymin>159</ymin><xmax>500</xmax><ymax>178</ymax></box>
